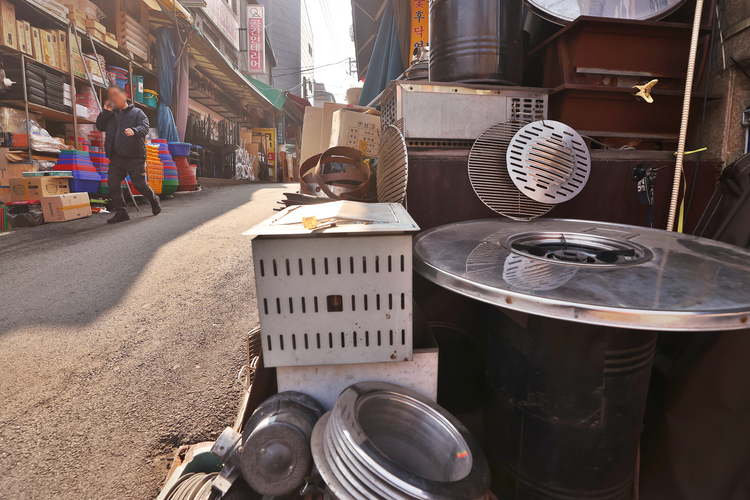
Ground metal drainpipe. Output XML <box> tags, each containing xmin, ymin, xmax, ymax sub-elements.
<box><xmin>666</xmin><ymin>0</ymin><xmax>705</xmax><ymax>231</ymax></box>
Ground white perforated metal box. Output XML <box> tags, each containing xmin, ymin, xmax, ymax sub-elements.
<box><xmin>373</xmin><ymin>81</ymin><xmax>549</xmax><ymax>143</ymax></box>
<box><xmin>244</xmin><ymin>202</ymin><xmax>420</xmax><ymax>367</ymax></box>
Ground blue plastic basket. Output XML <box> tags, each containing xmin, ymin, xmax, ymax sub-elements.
<box><xmin>69</xmin><ymin>170</ymin><xmax>101</xmax><ymax>194</ymax></box>
<box><xmin>167</xmin><ymin>142</ymin><xmax>191</xmax><ymax>157</ymax></box>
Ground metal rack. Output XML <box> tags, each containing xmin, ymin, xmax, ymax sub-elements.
<box><xmin>0</xmin><ymin>0</ymin><xmax>157</xmax><ymax>160</ymax></box>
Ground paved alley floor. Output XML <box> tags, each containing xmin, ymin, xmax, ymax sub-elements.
<box><xmin>0</xmin><ymin>183</ymin><xmax>291</xmax><ymax>499</ymax></box>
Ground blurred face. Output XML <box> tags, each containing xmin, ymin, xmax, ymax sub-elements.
<box><xmin>108</xmin><ymin>86</ymin><xmax>127</xmax><ymax>109</ymax></box>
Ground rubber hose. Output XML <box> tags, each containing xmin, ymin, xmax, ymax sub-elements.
<box><xmin>667</xmin><ymin>0</ymin><xmax>705</xmax><ymax>231</ymax></box>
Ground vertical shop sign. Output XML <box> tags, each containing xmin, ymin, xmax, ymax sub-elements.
<box><xmin>410</xmin><ymin>0</ymin><xmax>429</xmax><ymax>51</ymax></box>
<box><xmin>276</xmin><ymin>114</ymin><xmax>285</xmax><ymax>148</ymax></box>
<box><xmin>247</xmin><ymin>5</ymin><xmax>266</xmax><ymax>74</ymax></box>
<box><xmin>203</xmin><ymin>0</ymin><xmax>240</xmax><ymax>50</ymax></box>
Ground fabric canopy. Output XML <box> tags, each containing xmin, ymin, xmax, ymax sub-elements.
<box><xmin>246</xmin><ymin>77</ymin><xmax>287</xmax><ymax>111</ymax></box>
<box><xmin>358</xmin><ymin>0</ymin><xmax>405</xmax><ymax>106</ymax></box>
<box><xmin>156</xmin><ymin>26</ymin><xmax>179</xmax><ymax>142</ymax></box>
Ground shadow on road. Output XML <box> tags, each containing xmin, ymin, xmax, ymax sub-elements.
<box><xmin>0</xmin><ymin>184</ymin><xmax>282</xmax><ymax>337</ymax></box>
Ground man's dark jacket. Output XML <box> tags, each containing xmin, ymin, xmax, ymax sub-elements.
<box><xmin>95</xmin><ymin>104</ymin><xmax>149</xmax><ymax>160</ymax></box>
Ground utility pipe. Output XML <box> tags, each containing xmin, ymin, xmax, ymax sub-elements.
<box><xmin>667</xmin><ymin>0</ymin><xmax>705</xmax><ymax>231</ymax></box>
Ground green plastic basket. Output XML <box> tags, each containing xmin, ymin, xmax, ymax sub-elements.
<box><xmin>161</xmin><ymin>178</ymin><xmax>178</xmax><ymax>195</ymax></box>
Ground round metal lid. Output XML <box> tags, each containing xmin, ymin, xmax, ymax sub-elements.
<box><xmin>525</xmin><ymin>0</ymin><xmax>688</xmax><ymax>25</ymax></box>
<box><xmin>413</xmin><ymin>219</ymin><xmax>750</xmax><ymax>331</ymax></box>
<box><xmin>506</xmin><ymin>120</ymin><xmax>590</xmax><ymax>204</ymax></box>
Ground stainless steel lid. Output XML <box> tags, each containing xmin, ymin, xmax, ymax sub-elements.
<box><xmin>526</xmin><ymin>0</ymin><xmax>688</xmax><ymax>25</ymax></box>
<box><xmin>413</xmin><ymin>219</ymin><xmax>750</xmax><ymax>331</ymax></box>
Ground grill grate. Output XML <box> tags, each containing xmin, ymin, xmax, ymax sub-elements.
<box><xmin>468</xmin><ymin>121</ymin><xmax>552</xmax><ymax>220</ymax></box>
<box><xmin>377</xmin><ymin>125</ymin><xmax>408</xmax><ymax>204</ymax></box>
<box><xmin>506</xmin><ymin>120</ymin><xmax>591</xmax><ymax>204</ymax></box>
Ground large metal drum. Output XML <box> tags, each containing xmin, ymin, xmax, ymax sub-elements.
<box><xmin>429</xmin><ymin>0</ymin><xmax>524</xmax><ymax>85</ymax></box>
<box><xmin>486</xmin><ymin>311</ymin><xmax>655</xmax><ymax>499</ymax></box>
<box><xmin>413</xmin><ymin>218</ymin><xmax>750</xmax><ymax>499</ymax></box>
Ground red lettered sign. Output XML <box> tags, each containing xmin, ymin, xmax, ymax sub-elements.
<box><xmin>247</xmin><ymin>5</ymin><xmax>265</xmax><ymax>74</ymax></box>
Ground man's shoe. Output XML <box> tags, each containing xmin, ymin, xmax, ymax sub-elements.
<box><xmin>151</xmin><ymin>196</ymin><xmax>161</xmax><ymax>216</ymax></box>
<box><xmin>107</xmin><ymin>210</ymin><xmax>130</xmax><ymax>223</ymax></box>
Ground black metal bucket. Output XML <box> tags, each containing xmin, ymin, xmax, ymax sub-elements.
<box><xmin>486</xmin><ymin>308</ymin><xmax>655</xmax><ymax>499</ymax></box>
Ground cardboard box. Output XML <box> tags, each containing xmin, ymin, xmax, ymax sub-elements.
<box><xmin>0</xmin><ymin>158</ymin><xmax>35</xmax><ymax>184</ymax></box>
<box><xmin>26</xmin><ymin>177</ymin><xmax>70</xmax><ymax>198</ymax></box>
<box><xmin>105</xmin><ymin>32</ymin><xmax>117</xmax><ymax>47</ymax></box>
<box><xmin>41</xmin><ymin>192</ymin><xmax>91</xmax><ymax>222</ymax></box>
<box><xmin>48</xmin><ymin>30</ymin><xmax>60</xmax><ymax>68</ymax></box>
<box><xmin>57</xmin><ymin>30</ymin><xmax>68</xmax><ymax>72</ymax></box>
<box><xmin>300</xmin><ymin>106</ymin><xmax>324</xmax><ymax>163</ymax></box>
<box><xmin>84</xmin><ymin>55</ymin><xmax>103</xmax><ymax>84</ymax></box>
<box><xmin>65</xmin><ymin>4</ymin><xmax>86</xmax><ymax>29</ymax></box>
<box><xmin>329</xmin><ymin>107</ymin><xmax>382</xmax><ymax>158</ymax></box>
<box><xmin>84</xmin><ymin>18</ymin><xmax>104</xmax><ymax>33</ymax></box>
<box><xmin>86</xmin><ymin>27</ymin><xmax>104</xmax><ymax>42</ymax></box>
<box><xmin>0</xmin><ymin>0</ymin><xmax>16</xmax><ymax>50</ymax></box>
<box><xmin>23</xmin><ymin>21</ymin><xmax>32</xmax><ymax>56</ymax></box>
<box><xmin>31</xmin><ymin>27</ymin><xmax>43</xmax><ymax>62</ymax></box>
<box><xmin>9</xmin><ymin>177</ymin><xmax>28</xmax><ymax>201</ymax></box>
<box><xmin>15</xmin><ymin>21</ymin><xmax>25</xmax><ymax>53</ymax></box>
<box><xmin>321</xmin><ymin>102</ymin><xmax>347</xmax><ymax>152</ymax></box>
<box><xmin>42</xmin><ymin>30</ymin><xmax>58</xmax><ymax>68</ymax></box>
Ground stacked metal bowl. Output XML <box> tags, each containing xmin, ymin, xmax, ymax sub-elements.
<box><xmin>311</xmin><ymin>382</ymin><xmax>490</xmax><ymax>500</ymax></box>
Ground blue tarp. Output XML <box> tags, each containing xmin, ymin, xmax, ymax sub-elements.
<box><xmin>156</xmin><ymin>27</ymin><xmax>179</xmax><ymax>142</ymax></box>
<box><xmin>358</xmin><ymin>0</ymin><xmax>404</xmax><ymax>106</ymax></box>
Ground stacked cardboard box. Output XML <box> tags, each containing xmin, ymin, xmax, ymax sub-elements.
<box><xmin>0</xmin><ymin>0</ymin><xmax>17</xmax><ymax>50</ymax></box>
<box><xmin>118</xmin><ymin>13</ymin><xmax>147</xmax><ymax>62</ymax></box>
<box><xmin>85</xmin><ymin>18</ymin><xmax>105</xmax><ymax>42</ymax></box>
<box><xmin>65</xmin><ymin>3</ymin><xmax>86</xmax><ymax>30</ymax></box>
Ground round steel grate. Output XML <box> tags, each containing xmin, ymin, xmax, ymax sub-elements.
<box><xmin>468</xmin><ymin>121</ymin><xmax>552</xmax><ymax>221</ymax></box>
<box><xmin>506</xmin><ymin>120</ymin><xmax>591</xmax><ymax>204</ymax></box>
<box><xmin>377</xmin><ymin>125</ymin><xmax>409</xmax><ymax>204</ymax></box>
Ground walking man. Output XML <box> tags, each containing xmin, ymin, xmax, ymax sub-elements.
<box><xmin>96</xmin><ymin>84</ymin><xmax>161</xmax><ymax>223</ymax></box>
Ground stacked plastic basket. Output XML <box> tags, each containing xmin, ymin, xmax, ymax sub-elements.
<box><xmin>76</xmin><ymin>87</ymin><xmax>99</xmax><ymax>121</ymax></box>
<box><xmin>107</xmin><ymin>66</ymin><xmax>129</xmax><ymax>89</ymax></box>
<box><xmin>153</xmin><ymin>139</ymin><xmax>178</xmax><ymax>195</ymax></box>
<box><xmin>53</xmin><ymin>150</ymin><xmax>101</xmax><ymax>194</ymax></box>
<box><xmin>168</xmin><ymin>142</ymin><xmax>197</xmax><ymax>192</ymax></box>
<box><xmin>146</xmin><ymin>144</ymin><xmax>163</xmax><ymax>195</ymax></box>
<box><xmin>89</xmin><ymin>151</ymin><xmax>109</xmax><ymax>194</ymax></box>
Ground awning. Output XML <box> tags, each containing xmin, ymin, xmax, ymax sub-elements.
<box><xmin>187</xmin><ymin>29</ymin><xmax>278</xmax><ymax>122</ymax></box>
<box><xmin>287</xmin><ymin>93</ymin><xmax>312</xmax><ymax>111</ymax></box>
<box><xmin>245</xmin><ymin>77</ymin><xmax>307</xmax><ymax>124</ymax></box>
<box><xmin>247</xmin><ymin>77</ymin><xmax>287</xmax><ymax>111</ymax></box>
<box><xmin>144</xmin><ymin>0</ymin><xmax>193</xmax><ymax>23</ymax></box>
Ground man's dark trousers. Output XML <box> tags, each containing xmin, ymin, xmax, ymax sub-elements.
<box><xmin>107</xmin><ymin>156</ymin><xmax>157</xmax><ymax>212</ymax></box>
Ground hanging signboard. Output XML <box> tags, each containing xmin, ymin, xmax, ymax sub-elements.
<box><xmin>410</xmin><ymin>0</ymin><xmax>429</xmax><ymax>51</ymax></box>
<box><xmin>202</xmin><ymin>0</ymin><xmax>240</xmax><ymax>50</ymax></box>
<box><xmin>247</xmin><ymin>5</ymin><xmax>266</xmax><ymax>74</ymax></box>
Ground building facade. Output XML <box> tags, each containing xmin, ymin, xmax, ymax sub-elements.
<box><xmin>255</xmin><ymin>0</ymin><xmax>314</xmax><ymax>97</ymax></box>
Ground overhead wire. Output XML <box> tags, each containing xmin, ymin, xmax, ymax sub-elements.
<box><xmin>273</xmin><ymin>58</ymin><xmax>350</xmax><ymax>77</ymax></box>
<box><xmin>316</xmin><ymin>0</ymin><xmax>342</xmax><ymax>58</ymax></box>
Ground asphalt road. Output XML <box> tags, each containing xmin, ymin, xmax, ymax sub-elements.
<box><xmin>0</xmin><ymin>183</ymin><xmax>290</xmax><ymax>499</ymax></box>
